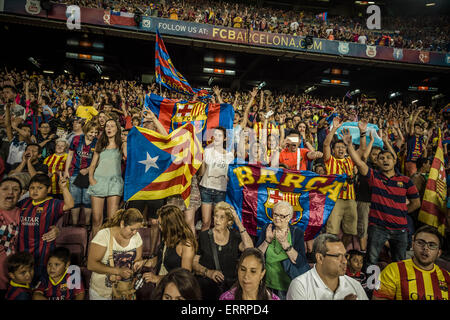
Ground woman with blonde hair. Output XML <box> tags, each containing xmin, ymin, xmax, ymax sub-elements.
<box><xmin>193</xmin><ymin>201</ymin><xmax>253</xmax><ymax>300</ymax></box>
<box><xmin>141</xmin><ymin>205</ymin><xmax>197</xmax><ymax>285</ymax></box>
<box><xmin>87</xmin><ymin>208</ymin><xmax>145</xmax><ymax>300</ymax></box>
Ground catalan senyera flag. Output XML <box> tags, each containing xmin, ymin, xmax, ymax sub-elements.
<box><xmin>145</xmin><ymin>93</ymin><xmax>234</xmax><ymax>145</ymax></box>
<box><xmin>155</xmin><ymin>29</ymin><xmax>209</xmax><ymax>98</ymax></box>
<box><xmin>418</xmin><ymin>129</ymin><xmax>447</xmax><ymax>235</ymax></box>
<box><xmin>124</xmin><ymin>123</ymin><xmax>203</xmax><ymax>208</ymax></box>
<box><xmin>226</xmin><ymin>163</ymin><xmax>347</xmax><ymax>239</ymax></box>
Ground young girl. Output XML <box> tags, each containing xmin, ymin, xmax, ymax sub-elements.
<box><xmin>88</xmin><ymin>119</ymin><xmax>126</xmax><ymax>237</ymax></box>
<box><xmin>198</xmin><ymin>127</ymin><xmax>234</xmax><ymax>231</ymax></box>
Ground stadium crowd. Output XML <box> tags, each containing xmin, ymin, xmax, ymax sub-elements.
<box><xmin>57</xmin><ymin>0</ymin><xmax>450</xmax><ymax>52</ymax></box>
<box><xmin>0</xmin><ymin>66</ymin><xmax>449</xmax><ymax>301</ymax></box>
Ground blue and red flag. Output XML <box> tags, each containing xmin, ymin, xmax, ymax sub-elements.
<box><xmin>155</xmin><ymin>29</ymin><xmax>209</xmax><ymax>98</ymax></box>
<box><xmin>226</xmin><ymin>164</ymin><xmax>347</xmax><ymax>240</ymax></box>
<box><xmin>105</xmin><ymin>10</ymin><xmax>137</xmax><ymax>26</ymax></box>
<box><xmin>315</xmin><ymin>12</ymin><xmax>328</xmax><ymax>21</ymax></box>
<box><xmin>124</xmin><ymin>123</ymin><xmax>203</xmax><ymax>208</ymax></box>
<box><xmin>145</xmin><ymin>93</ymin><xmax>234</xmax><ymax>145</ymax></box>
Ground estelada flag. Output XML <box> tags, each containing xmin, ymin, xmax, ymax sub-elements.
<box><xmin>418</xmin><ymin>128</ymin><xmax>447</xmax><ymax>235</ymax></box>
<box><xmin>155</xmin><ymin>29</ymin><xmax>209</xmax><ymax>98</ymax></box>
<box><xmin>124</xmin><ymin>123</ymin><xmax>203</xmax><ymax>208</ymax></box>
<box><xmin>226</xmin><ymin>163</ymin><xmax>347</xmax><ymax>239</ymax></box>
<box><xmin>145</xmin><ymin>93</ymin><xmax>234</xmax><ymax>145</ymax></box>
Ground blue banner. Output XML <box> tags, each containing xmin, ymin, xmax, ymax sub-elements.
<box><xmin>226</xmin><ymin>163</ymin><xmax>347</xmax><ymax>240</ymax></box>
<box><xmin>335</xmin><ymin>122</ymin><xmax>384</xmax><ymax>149</ymax></box>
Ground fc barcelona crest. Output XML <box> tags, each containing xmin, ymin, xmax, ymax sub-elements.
<box><xmin>366</xmin><ymin>45</ymin><xmax>377</xmax><ymax>58</ymax></box>
<box><xmin>393</xmin><ymin>48</ymin><xmax>403</xmax><ymax>61</ymax></box>
<box><xmin>25</xmin><ymin>0</ymin><xmax>41</xmax><ymax>15</ymax></box>
<box><xmin>264</xmin><ymin>188</ymin><xmax>303</xmax><ymax>225</ymax></box>
<box><xmin>338</xmin><ymin>42</ymin><xmax>349</xmax><ymax>55</ymax></box>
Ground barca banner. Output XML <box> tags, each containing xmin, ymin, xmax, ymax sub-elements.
<box><xmin>418</xmin><ymin>129</ymin><xmax>447</xmax><ymax>235</ymax></box>
<box><xmin>124</xmin><ymin>123</ymin><xmax>203</xmax><ymax>208</ymax></box>
<box><xmin>226</xmin><ymin>164</ymin><xmax>347</xmax><ymax>239</ymax></box>
<box><xmin>145</xmin><ymin>93</ymin><xmax>234</xmax><ymax>144</ymax></box>
<box><xmin>155</xmin><ymin>29</ymin><xmax>209</xmax><ymax>98</ymax></box>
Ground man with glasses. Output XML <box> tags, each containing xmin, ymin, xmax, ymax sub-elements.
<box><xmin>373</xmin><ymin>226</ymin><xmax>449</xmax><ymax>300</ymax></box>
<box><xmin>286</xmin><ymin>233</ymin><xmax>368</xmax><ymax>300</ymax></box>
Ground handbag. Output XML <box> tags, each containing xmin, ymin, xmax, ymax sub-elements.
<box><xmin>73</xmin><ymin>172</ymin><xmax>89</xmax><ymax>189</ymax></box>
<box><xmin>108</xmin><ymin>228</ymin><xmax>137</xmax><ymax>300</ymax></box>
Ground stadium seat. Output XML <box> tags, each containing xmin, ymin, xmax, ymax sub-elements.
<box><xmin>80</xmin><ymin>266</ymin><xmax>92</xmax><ymax>300</ymax></box>
<box><xmin>55</xmin><ymin>226</ymin><xmax>88</xmax><ymax>267</ymax></box>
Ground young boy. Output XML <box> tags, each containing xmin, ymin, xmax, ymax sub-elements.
<box><xmin>5</xmin><ymin>251</ymin><xmax>34</xmax><ymax>300</ymax></box>
<box><xmin>43</xmin><ymin>138</ymin><xmax>68</xmax><ymax>199</ymax></box>
<box><xmin>17</xmin><ymin>173</ymin><xmax>74</xmax><ymax>282</ymax></box>
<box><xmin>33</xmin><ymin>247</ymin><xmax>84</xmax><ymax>300</ymax></box>
<box><xmin>346</xmin><ymin>249</ymin><xmax>370</xmax><ymax>296</ymax></box>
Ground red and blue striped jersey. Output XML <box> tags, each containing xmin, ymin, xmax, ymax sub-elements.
<box><xmin>35</xmin><ymin>270</ymin><xmax>84</xmax><ymax>300</ymax></box>
<box><xmin>365</xmin><ymin>168</ymin><xmax>419</xmax><ymax>230</ymax></box>
<box><xmin>5</xmin><ymin>281</ymin><xmax>32</xmax><ymax>300</ymax></box>
<box><xmin>17</xmin><ymin>197</ymin><xmax>65</xmax><ymax>274</ymax></box>
<box><xmin>406</xmin><ymin>134</ymin><xmax>424</xmax><ymax>162</ymax></box>
<box><xmin>69</xmin><ymin>134</ymin><xmax>97</xmax><ymax>176</ymax></box>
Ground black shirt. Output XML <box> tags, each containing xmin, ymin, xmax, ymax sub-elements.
<box><xmin>197</xmin><ymin>229</ymin><xmax>241</xmax><ymax>284</ymax></box>
<box><xmin>355</xmin><ymin>161</ymin><xmax>375</xmax><ymax>202</ymax></box>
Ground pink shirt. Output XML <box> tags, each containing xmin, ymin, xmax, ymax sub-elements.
<box><xmin>0</xmin><ymin>208</ymin><xmax>21</xmax><ymax>290</ymax></box>
<box><xmin>219</xmin><ymin>287</ymin><xmax>280</xmax><ymax>300</ymax></box>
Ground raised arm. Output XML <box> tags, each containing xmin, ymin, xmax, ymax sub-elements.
<box><xmin>323</xmin><ymin>117</ymin><xmax>343</xmax><ymax>163</ymax></box>
<box><xmin>379</xmin><ymin>129</ymin><xmax>397</xmax><ymax>161</ymax></box>
<box><xmin>362</xmin><ymin>131</ymin><xmax>375</xmax><ymax>162</ymax></box>
<box><xmin>341</xmin><ymin>128</ymin><xmax>369</xmax><ymax>176</ymax></box>
<box><xmin>409</xmin><ymin>106</ymin><xmax>424</xmax><ymax>136</ymax></box>
<box><xmin>4</xmin><ymin>104</ymin><xmax>14</xmax><ymax>142</ymax></box>
<box><xmin>212</xmin><ymin>86</ymin><xmax>224</xmax><ymax>104</ymax></box>
<box><xmin>144</xmin><ymin>108</ymin><xmax>167</xmax><ymax>136</ymax></box>
<box><xmin>240</xmin><ymin>87</ymin><xmax>258</xmax><ymax>129</ymax></box>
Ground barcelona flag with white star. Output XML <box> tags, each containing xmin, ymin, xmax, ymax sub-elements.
<box><xmin>124</xmin><ymin>123</ymin><xmax>203</xmax><ymax>207</ymax></box>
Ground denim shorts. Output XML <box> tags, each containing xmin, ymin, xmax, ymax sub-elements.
<box><xmin>200</xmin><ymin>186</ymin><xmax>226</xmax><ymax>204</ymax></box>
<box><xmin>70</xmin><ymin>175</ymin><xmax>92</xmax><ymax>208</ymax></box>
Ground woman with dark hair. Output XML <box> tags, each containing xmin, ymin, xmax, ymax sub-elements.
<box><xmin>87</xmin><ymin>208</ymin><xmax>145</xmax><ymax>300</ymax></box>
<box><xmin>151</xmin><ymin>268</ymin><xmax>202</xmax><ymax>300</ymax></box>
<box><xmin>296</xmin><ymin>120</ymin><xmax>315</xmax><ymax>151</ymax></box>
<box><xmin>198</xmin><ymin>127</ymin><xmax>234</xmax><ymax>231</ymax></box>
<box><xmin>219</xmin><ymin>248</ymin><xmax>280</xmax><ymax>300</ymax></box>
<box><xmin>88</xmin><ymin>119</ymin><xmax>126</xmax><ymax>237</ymax></box>
<box><xmin>141</xmin><ymin>205</ymin><xmax>197</xmax><ymax>285</ymax></box>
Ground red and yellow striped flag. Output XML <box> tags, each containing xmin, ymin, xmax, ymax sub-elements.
<box><xmin>418</xmin><ymin>128</ymin><xmax>447</xmax><ymax>235</ymax></box>
<box><xmin>124</xmin><ymin>123</ymin><xmax>203</xmax><ymax>208</ymax></box>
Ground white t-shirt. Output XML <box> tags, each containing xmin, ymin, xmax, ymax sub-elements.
<box><xmin>286</xmin><ymin>265</ymin><xmax>368</xmax><ymax>300</ymax></box>
<box><xmin>290</xmin><ymin>21</ymin><xmax>299</xmax><ymax>31</ymax></box>
<box><xmin>358</xmin><ymin>35</ymin><xmax>367</xmax><ymax>44</ymax></box>
<box><xmin>89</xmin><ymin>228</ymin><xmax>143</xmax><ymax>298</ymax></box>
<box><xmin>200</xmin><ymin>147</ymin><xmax>234</xmax><ymax>191</ymax></box>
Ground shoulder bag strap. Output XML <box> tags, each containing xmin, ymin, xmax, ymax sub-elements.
<box><xmin>108</xmin><ymin>228</ymin><xmax>114</xmax><ymax>268</ymax></box>
<box><xmin>208</xmin><ymin>229</ymin><xmax>222</xmax><ymax>272</ymax></box>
